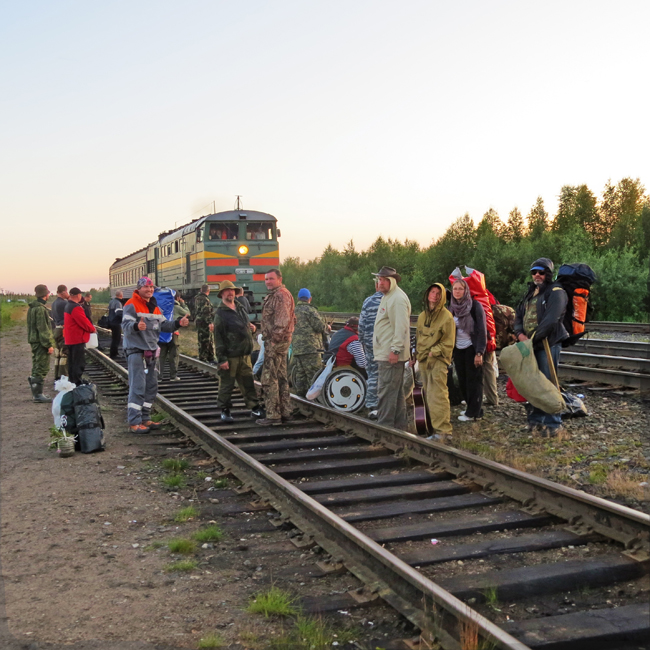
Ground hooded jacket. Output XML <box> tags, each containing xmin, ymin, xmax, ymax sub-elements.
<box><xmin>63</xmin><ymin>300</ymin><xmax>96</xmax><ymax>345</ymax></box>
<box><xmin>416</xmin><ymin>284</ymin><xmax>455</xmax><ymax>366</ymax></box>
<box><xmin>372</xmin><ymin>277</ymin><xmax>411</xmax><ymax>362</ymax></box>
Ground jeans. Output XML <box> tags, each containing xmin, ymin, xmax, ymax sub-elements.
<box><xmin>527</xmin><ymin>343</ymin><xmax>562</xmax><ymax>430</ymax></box>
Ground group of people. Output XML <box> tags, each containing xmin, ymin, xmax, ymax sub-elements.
<box><xmin>27</xmin><ymin>284</ymin><xmax>97</xmax><ymax>402</ymax></box>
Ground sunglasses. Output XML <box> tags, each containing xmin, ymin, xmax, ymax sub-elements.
<box><xmin>531</xmin><ymin>270</ymin><xmax>545</xmax><ymax>276</ymax></box>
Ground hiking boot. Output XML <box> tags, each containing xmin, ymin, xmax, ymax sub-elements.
<box><xmin>143</xmin><ymin>420</ymin><xmax>161</xmax><ymax>430</ymax></box>
<box><xmin>255</xmin><ymin>417</ymin><xmax>282</xmax><ymax>426</ymax></box>
<box><xmin>220</xmin><ymin>408</ymin><xmax>234</xmax><ymax>423</ymax></box>
<box><xmin>30</xmin><ymin>378</ymin><xmax>52</xmax><ymax>403</ymax></box>
<box><xmin>129</xmin><ymin>424</ymin><xmax>150</xmax><ymax>434</ymax></box>
<box><xmin>250</xmin><ymin>407</ymin><xmax>264</xmax><ymax>418</ymax></box>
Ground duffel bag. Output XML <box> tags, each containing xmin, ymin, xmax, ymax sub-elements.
<box><xmin>72</xmin><ymin>384</ymin><xmax>106</xmax><ymax>453</ymax></box>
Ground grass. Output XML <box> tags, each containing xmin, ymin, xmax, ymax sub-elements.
<box><xmin>193</xmin><ymin>525</ymin><xmax>224</xmax><ymax>543</ymax></box>
<box><xmin>197</xmin><ymin>633</ymin><xmax>224</xmax><ymax>648</ymax></box>
<box><xmin>162</xmin><ymin>458</ymin><xmax>189</xmax><ymax>472</ymax></box>
<box><xmin>0</xmin><ymin>301</ymin><xmax>28</xmax><ymax>330</ymax></box>
<box><xmin>588</xmin><ymin>464</ymin><xmax>608</xmax><ymax>484</ymax></box>
<box><xmin>150</xmin><ymin>411</ymin><xmax>167</xmax><ymax>423</ymax></box>
<box><xmin>213</xmin><ymin>478</ymin><xmax>228</xmax><ymax>488</ymax></box>
<box><xmin>144</xmin><ymin>541</ymin><xmax>165</xmax><ymax>551</ymax></box>
<box><xmin>174</xmin><ymin>505</ymin><xmax>200</xmax><ymax>522</ymax></box>
<box><xmin>162</xmin><ymin>474</ymin><xmax>186</xmax><ymax>489</ymax></box>
<box><xmin>196</xmin><ymin>471</ymin><xmax>208</xmax><ymax>481</ymax></box>
<box><xmin>606</xmin><ymin>469</ymin><xmax>647</xmax><ymax>500</ymax></box>
<box><xmin>168</xmin><ymin>538</ymin><xmax>197</xmax><ymax>555</ymax></box>
<box><xmin>164</xmin><ymin>559</ymin><xmax>198</xmax><ymax>572</ymax></box>
<box><xmin>267</xmin><ymin>616</ymin><xmax>358</xmax><ymax>650</ymax></box>
<box><xmin>482</xmin><ymin>586</ymin><xmax>500</xmax><ymax>610</ymax></box>
<box><xmin>247</xmin><ymin>586</ymin><xmax>298</xmax><ymax>618</ymax></box>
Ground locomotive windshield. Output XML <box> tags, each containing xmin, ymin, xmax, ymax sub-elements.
<box><xmin>245</xmin><ymin>222</ymin><xmax>274</xmax><ymax>240</ymax></box>
<box><xmin>208</xmin><ymin>223</ymin><xmax>239</xmax><ymax>240</ymax></box>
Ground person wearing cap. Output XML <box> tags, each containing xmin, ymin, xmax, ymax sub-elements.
<box><xmin>358</xmin><ymin>278</ymin><xmax>383</xmax><ymax>419</ymax></box>
<box><xmin>26</xmin><ymin>284</ymin><xmax>55</xmax><ymax>402</ymax></box>
<box><xmin>212</xmin><ymin>280</ymin><xmax>263</xmax><ymax>422</ymax></box>
<box><xmin>324</xmin><ymin>317</ymin><xmax>366</xmax><ymax>371</ymax></box>
<box><xmin>291</xmin><ymin>288</ymin><xmax>331</xmax><ymax>397</ymax></box>
<box><xmin>122</xmin><ymin>276</ymin><xmax>190</xmax><ymax>433</ymax></box>
<box><xmin>194</xmin><ymin>284</ymin><xmax>217</xmax><ymax>364</ymax></box>
<box><xmin>372</xmin><ymin>266</ymin><xmax>412</xmax><ymax>430</ymax></box>
<box><xmin>51</xmin><ymin>284</ymin><xmax>70</xmax><ymax>381</ymax></box>
<box><xmin>514</xmin><ymin>258</ymin><xmax>569</xmax><ymax>435</ymax></box>
<box><xmin>63</xmin><ymin>287</ymin><xmax>96</xmax><ymax>386</ymax></box>
<box><xmin>257</xmin><ymin>268</ymin><xmax>295</xmax><ymax>425</ymax></box>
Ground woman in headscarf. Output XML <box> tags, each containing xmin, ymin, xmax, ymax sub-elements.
<box><xmin>416</xmin><ymin>283</ymin><xmax>456</xmax><ymax>436</ymax></box>
<box><xmin>449</xmin><ymin>279</ymin><xmax>487</xmax><ymax>421</ymax></box>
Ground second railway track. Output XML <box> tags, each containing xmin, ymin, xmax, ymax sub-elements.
<box><xmin>86</xmin><ymin>331</ymin><xmax>650</xmax><ymax>650</ymax></box>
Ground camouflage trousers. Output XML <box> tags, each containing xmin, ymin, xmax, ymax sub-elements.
<box><xmin>364</xmin><ymin>349</ymin><xmax>379</xmax><ymax>409</ymax></box>
<box><xmin>53</xmin><ymin>326</ymin><xmax>68</xmax><ymax>381</ymax></box>
<box><xmin>261</xmin><ymin>341</ymin><xmax>291</xmax><ymax>420</ymax></box>
<box><xmin>30</xmin><ymin>343</ymin><xmax>51</xmax><ymax>381</ymax></box>
<box><xmin>291</xmin><ymin>353</ymin><xmax>322</xmax><ymax>397</ymax></box>
<box><xmin>217</xmin><ymin>356</ymin><xmax>259</xmax><ymax>410</ymax></box>
<box><xmin>197</xmin><ymin>325</ymin><xmax>216</xmax><ymax>363</ymax></box>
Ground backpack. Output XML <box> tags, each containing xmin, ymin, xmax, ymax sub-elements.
<box><xmin>153</xmin><ymin>288</ymin><xmax>176</xmax><ymax>344</ymax></box>
<box><xmin>556</xmin><ymin>263</ymin><xmax>597</xmax><ymax>347</ymax></box>
<box><xmin>60</xmin><ymin>384</ymin><xmax>106</xmax><ymax>453</ymax></box>
<box><xmin>492</xmin><ymin>303</ymin><xmax>516</xmax><ymax>350</ymax></box>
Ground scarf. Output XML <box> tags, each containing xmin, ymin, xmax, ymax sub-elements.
<box><xmin>449</xmin><ymin>280</ymin><xmax>474</xmax><ymax>336</ymax></box>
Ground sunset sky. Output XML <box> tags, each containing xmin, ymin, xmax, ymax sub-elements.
<box><xmin>1</xmin><ymin>0</ymin><xmax>648</xmax><ymax>293</ymax></box>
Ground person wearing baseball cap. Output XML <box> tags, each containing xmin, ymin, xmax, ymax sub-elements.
<box><xmin>64</xmin><ymin>287</ymin><xmax>96</xmax><ymax>386</ymax></box>
<box><xmin>26</xmin><ymin>284</ymin><xmax>54</xmax><ymax>402</ymax></box>
<box><xmin>514</xmin><ymin>258</ymin><xmax>569</xmax><ymax>436</ymax></box>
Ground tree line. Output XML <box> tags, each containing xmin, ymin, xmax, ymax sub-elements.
<box><xmin>281</xmin><ymin>178</ymin><xmax>650</xmax><ymax>322</ymax></box>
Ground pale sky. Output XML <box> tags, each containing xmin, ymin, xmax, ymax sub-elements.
<box><xmin>1</xmin><ymin>0</ymin><xmax>648</xmax><ymax>293</ymax></box>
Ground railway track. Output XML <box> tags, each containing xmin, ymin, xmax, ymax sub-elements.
<box><xmin>86</xmin><ymin>332</ymin><xmax>650</xmax><ymax>650</ymax></box>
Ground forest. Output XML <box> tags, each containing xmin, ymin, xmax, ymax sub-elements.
<box><xmin>281</xmin><ymin>178</ymin><xmax>650</xmax><ymax>322</ymax></box>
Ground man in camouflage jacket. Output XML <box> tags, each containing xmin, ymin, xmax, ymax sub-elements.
<box><xmin>257</xmin><ymin>269</ymin><xmax>295</xmax><ymax>424</ymax></box>
<box><xmin>26</xmin><ymin>284</ymin><xmax>54</xmax><ymax>402</ymax></box>
<box><xmin>358</xmin><ymin>279</ymin><xmax>383</xmax><ymax>417</ymax></box>
<box><xmin>194</xmin><ymin>284</ymin><xmax>216</xmax><ymax>363</ymax></box>
<box><xmin>213</xmin><ymin>281</ymin><xmax>263</xmax><ymax>422</ymax></box>
<box><xmin>291</xmin><ymin>288</ymin><xmax>330</xmax><ymax>397</ymax></box>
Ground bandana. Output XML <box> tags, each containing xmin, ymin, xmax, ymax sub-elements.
<box><xmin>137</xmin><ymin>276</ymin><xmax>154</xmax><ymax>289</ymax></box>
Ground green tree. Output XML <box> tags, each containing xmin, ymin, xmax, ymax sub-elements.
<box><xmin>476</xmin><ymin>208</ymin><xmax>503</xmax><ymax>241</ymax></box>
<box><xmin>527</xmin><ymin>196</ymin><xmax>549</xmax><ymax>240</ymax></box>
<box><xmin>504</xmin><ymin>207</ymin><xmax>525</xmax><ymax>243</ymax></box>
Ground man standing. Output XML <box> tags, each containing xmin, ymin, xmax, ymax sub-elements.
<box><xmin>122</xmin><ymin>277</ymin><xmax>189</xmax><ymax>433</ymax></box>
<box><xmin>292</xmin><ymin>288</ymin><xmax>330</xmax><ymax>397</ymax></box>
<box><xmin>514</xmin><ymin>258</ymin><xmax>568</xmax><ymax>435</ymax></box>
<box><xmin>51</xmin><ymin>284</ymin><xmax>69</xmax><ymax>381</ymax></box>
<box><xmin>194</xmin><ymin>284</ymin><xmax>216</xmax><ymax>364</ymax></box>
<box><xmin>108</xmin><ymin>290</ymin><xmax>124</xmax><ymax>359</ymax></box>
<box><xmin>372</xmin><ymin>266</ymin><xmax>411</xmax><ymax>430</ymax></box>
<box><xmin>257</xmin><ymin>269</ymin><xmax>295</xmax><ymax>425</ymax></box>
<box><xmin>234</xmin><ymin>287</ymin><xmax>252</xmax><ymax>314</ymax></box>
<box><xmin>82</xmin><ymin>292</ymin><xmax>93</xmax><ymax>323</ymax></box>
<box><xmin>358</xmin><ymin>279</ymin><xmax>383</xmax><ymax>419</ymax></box>
<box><xmin>64</xmin><ymin>287</ymin><xmax>96</xmax><ymax>386</ymax></box>
<box><xmin>26</xmin><ymin>284</ymin><xmax>54</xmax><ymax>402</ymax></box>
<box><xmin>213</xmin><ymin>280</ymin><xmax>263</xmax><ymax>422</ymax></box>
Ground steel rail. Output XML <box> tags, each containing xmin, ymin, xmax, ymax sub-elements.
<box><xmin>86</xmin><ymin>347</ymin><xmax>528</xmax><ymax>650</ymax></box>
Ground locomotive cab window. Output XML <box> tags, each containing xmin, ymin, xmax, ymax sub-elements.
<box><xmin>208</xmin><ymin>223</ymin><xmax>239</xmax><ymax>240</ymax></box>
<box><xmin>246</xmin><ymin>222</ymin><xmax>274</xmax><ymax>240</ymax></box>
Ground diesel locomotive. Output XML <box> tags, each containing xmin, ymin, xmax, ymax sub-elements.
<box><xmin>109</xmin><ymin>209</ymin><xmax>280</xmax><ymax>315</ymax></box>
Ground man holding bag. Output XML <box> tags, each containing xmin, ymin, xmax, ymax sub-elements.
<box><xmin>513</xmin><ymin>258</ymin><xmax>568</xmax><ymax>435</ymax></box>
<box><xmin>63</xmin><ymin>287</ymin><xmax>96</xmax><ymax>386</ymax></box>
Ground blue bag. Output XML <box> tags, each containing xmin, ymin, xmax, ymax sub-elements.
<box><xmin>153</xmin><ymin>288</ymin><xmax>176</xmax><ymax>344</ymax></box>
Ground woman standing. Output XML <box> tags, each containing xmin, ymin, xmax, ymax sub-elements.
<box><xmin>415</xmin><ymin>283</ymin><xmax>456</xmax><ymax>436</ymax></box>
<box><xmin>449</xmin><ymin>280</ymin><xmax>487</xmax><ymax>421</ymax></box>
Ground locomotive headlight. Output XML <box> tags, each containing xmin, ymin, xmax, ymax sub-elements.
<box><xmin>238</xmin><ymin>245</ymin><xmax>249</xmax><ymax>255</ymax></box>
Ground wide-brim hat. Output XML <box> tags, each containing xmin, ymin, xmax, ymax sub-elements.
<box><xmin>217</xmin><ymin>280</ymin><xmax>236</xmax><ymax>298</ymax></box>
<box><xmin>371</xmin><ymin>266</ymin><xmax>401</xmax><ymax>283</ymax></box>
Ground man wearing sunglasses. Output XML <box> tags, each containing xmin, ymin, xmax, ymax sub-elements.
<box><xmin>513</xmin><ymin>258</ymin><xmax>569</xmax><ymax>436</ymax></box>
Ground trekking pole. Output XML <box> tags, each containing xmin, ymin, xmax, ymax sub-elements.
<box><xmin>543</xmin><ymin>338</ymin><xmax>561</xmax><ymax>391</ymax></box>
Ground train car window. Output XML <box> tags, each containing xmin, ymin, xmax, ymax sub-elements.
<box><xmin>196</xmin><ymin>228</ymin><xmax>203</xmax><ymax>244</ymax></box>
<box><xmin>174</xmin><ymin>241</ymin><xmax>179</xmax><ymax>253</ymax></box>
<box><xmin>246</xmin><ymin>222</ymin><xmax>273</xmax><ymax>240</ymax></box>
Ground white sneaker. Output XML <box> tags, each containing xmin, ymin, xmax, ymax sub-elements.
<box><xmin>460</xmin><ymin>410</ymin><xmax>466</xmax><ymax>416</ymax></box>
<box><xmin>458</xmin><ymin>414</ymin><xmax>472</xmax><ymax>422</ymax></box>
<box><xmin>460</xmin><ymin>400</ymin><xmax>466</xmax><ymax>405</ymax></box>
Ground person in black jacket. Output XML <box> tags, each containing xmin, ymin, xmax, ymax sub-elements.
<box><xmin>514</xmin><ymin>257</ymin><xmax>568</xmax><ymax>435</ymax></box>
<box><xmin>449</xmin><ymin>279</ymin><xmax>487</xmax><ymax>421</ymax></box>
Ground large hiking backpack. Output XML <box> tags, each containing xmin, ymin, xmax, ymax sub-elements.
<box><xmin>153</xmin><ymin>288</ymin><xmax>176</xmax><ymax>344</ymax></box>
<box><xmin>60</xmin><ymin>383</ymin><xmax>106</xmax><ymax>453</ymax></box>
<box><xmin>491</xmin><ymin>303</ymin><xmax>517</xmax><ymax>350</ymax></box>
<box><xmin>556</xmin><ymin>263</ymin><xmax>597</xmax><ymax>347</ymax></box>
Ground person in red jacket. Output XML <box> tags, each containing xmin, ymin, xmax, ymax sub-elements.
<box><xmin>63</xmin><ymin>287</ymin><xmax>96</xmax><ymax>385</ymax></box>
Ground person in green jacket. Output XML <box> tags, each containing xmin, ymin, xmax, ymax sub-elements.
<box><xmin>26</xmin><ymin>284</ymin><xmax>55</xmax><ymax>402</ymax></box>
<box><xmin>213</xmin><ymin>281</ymin><xmax>263</xmax><ymax>423</ymax></box>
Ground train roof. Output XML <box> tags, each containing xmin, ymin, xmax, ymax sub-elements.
<box><xmin>110</xmin><ymin>243</ymin><xmax>151</xmax><ymax>269</ymax></box>
<box><xmin>158</xmin><ymin>210</ymin><xmax>277</xmax><ymax>245</ymax></box>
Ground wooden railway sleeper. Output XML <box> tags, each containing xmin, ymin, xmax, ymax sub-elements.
<box><xmin>348</xmin><ymin>584</ymin><xmax>381</xmax><ymax>604</ymax></box>
<box><xmin>316</xmin><ymin>559</ymin><xmax>346</xmax><ymax>575</ymax></box>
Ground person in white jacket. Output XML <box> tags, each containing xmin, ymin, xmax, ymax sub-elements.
<box><xmin>371</xmin><ymin>267</ymin><xmax>411</xmax><ymax>430</ymax></box>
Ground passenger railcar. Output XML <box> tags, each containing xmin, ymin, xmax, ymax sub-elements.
<box><xmin>109</xmin><ymin>209</ymin><xmax>280</xmax><ymax>315</ymax></box>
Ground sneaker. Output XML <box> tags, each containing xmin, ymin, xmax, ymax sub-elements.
<box><xmin>256</xmin><ymin>417</ymin><xmax>282</xmax><ymax>426</ymax></box>
<box><xmin>143</xmin><ymin>420</ymin><xmax>161</xmax><ymax>430</ymax></box>
<box><xmin>460</xmin><ymin>410</ymin><xmax>466</xmax><ymax>416</ymax></box>
<box><xmin>458</xmin><ymin>415</ymin><xmax>472</xmax><ymax>422</ymax></box>
<box><xmin>368</xmin><ymin>410</ymin><xmax>378</xmax><ymax>420</ymax></box>
<box><xmin>129</xmin><ymin>424</ymin><xmax>150</xmax><ymax>434</ymax></box>
<box><xmin>250</xmin><ymin>408</ymin><xmax>264</xmax><ymax>418</ymax></box>
<box><xmin>221</xmin><ymin>408</ymin><xmax>234</xmax><ymax>423</ymax></box>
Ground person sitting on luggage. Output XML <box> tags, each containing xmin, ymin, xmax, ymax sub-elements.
<box><xmin>324</xmin><ymin>317</ymin><xmax>367</xmax><ymax>374</ymax></box>
<box><xmin>449</xmin><ymin>279</ymin><xmax>487</xmax><ymax>422</ymax></box>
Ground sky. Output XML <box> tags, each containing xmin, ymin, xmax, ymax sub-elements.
<box><xmin>1</xmin><ymin>0</ymin><xmax>648</xmax><ymax>293</ymax></box>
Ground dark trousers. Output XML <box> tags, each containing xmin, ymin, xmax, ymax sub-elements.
<box><xmin>110</xmin><ymin>326</ymin><xmax>121</xmax><ymax>358</ymax></box>
<box><xmin>68</xmin><ymin>343</ymin><xmax>86</xmax><ymax>385</ymax></box>
<box><xmin>453</xmin><ymin>345</ymin><xmax>484</xmax><ymax>419</ymax></box>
